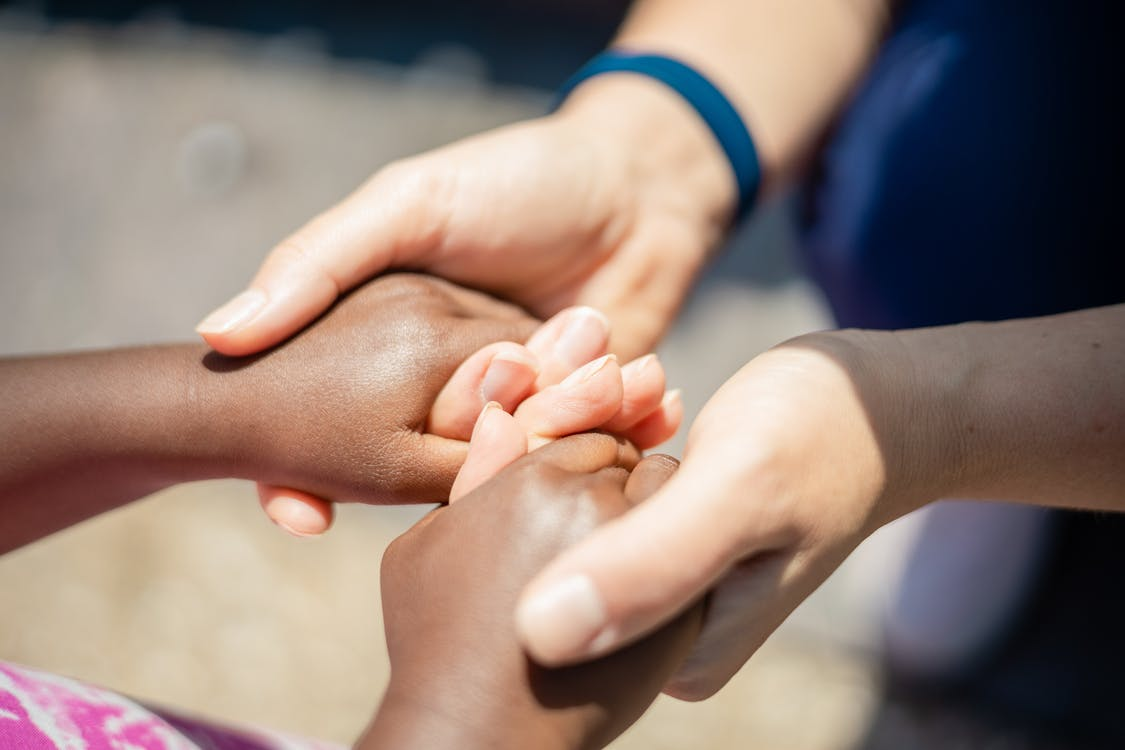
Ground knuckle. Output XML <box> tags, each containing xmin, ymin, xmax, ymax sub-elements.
<box><xmin>511</xmin><ymin>461</ymin><xmax>568</xmax><ymax>501</ymax></box>
<box><xmin>641</xmin><ymin>453</ymin><xmax>680</xmax><ymax>476</ymax></box>
<box><xmin>269</xmin><ymin>237</ymin><xmax>307</xmax><ymax>268</ymax></box>
<box><xmin>663</xmin><ymin>670</ymin><xmax>725</xmax><ymax>702</ymax></box>
<box><xmin>371</xmin><ymin>273</ymin><xmax>450</xmax><ymax>311</ymax></box>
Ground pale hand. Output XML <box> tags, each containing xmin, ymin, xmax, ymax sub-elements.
<box><xmin>513</xmin><ymin>331</ymin><xmax>940</xmax><ymax>698</ymax></box>
<box><xmin>196</xmin><ymin>77</ymin><xmax>735</xmax><ymax>361</ymax></box>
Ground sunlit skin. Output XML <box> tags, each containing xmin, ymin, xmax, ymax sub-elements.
<box><xmin>259</xmin><ymin>305</ymin><xmax>682</xmax><ymax>536</ymax></box>
<box><xmin>197</xmin><ymin>1</ymin><xmax>895</xmax><ymax>361</ymax></box>
<box><xmin>0</xmin><ymin>269</ymin><xmax>692</xmax><ymax>749</ymax></box>
<box><xmin>193</xmin><ymin>0</ymin><xmax>1125</xmax><ymax>703</ymax></box>
<box><xmin>193</xmin><ymin>0</ymin><xmax>898</xmax><ymax>699</ymax></box>
<box><xmin>0</xmin><ymin>274</ymin><xmax>677</xmax><ymax>553</ymax></box>
<box><xmin>516</xmin><ymin>305</ymin><xmax>1125</xmax><ymax>700</ymax></box>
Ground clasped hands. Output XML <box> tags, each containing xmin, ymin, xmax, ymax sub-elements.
<box><xmin>212</xmin><ymin>272</ymin><xmax>696</xmax><ymax>748</ymax></box>
<box><xmin>234</xmin><ymin>272</ymin><xmax>681</xmax><ymax>536</ymax></box>
<box><xmin>190</xmin><ymin>88</ymin><xmax>916</xmax><ymax>734</ymax></box>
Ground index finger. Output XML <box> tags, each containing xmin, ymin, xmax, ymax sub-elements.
<box><xmin>197</xmin><ymin>163</ymin><xmax>445</xmax><ymax>356</ymax></box>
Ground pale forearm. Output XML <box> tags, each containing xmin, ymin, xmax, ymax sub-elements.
<box><xmin>563</xmin><ymin>0</ymin><xmax>892</xmax><ymax>210</ymax></box>
<box><xmin>903</xmin><ymin>304</ymin><xmax>1125</xmax><ymax>511</ymax></box>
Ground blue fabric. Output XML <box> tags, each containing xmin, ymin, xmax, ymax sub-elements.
<box><xmin>797</xmin><ymin>0</ymin><xmax>1124</xmax><ymax>742</ymax></box>
<box><xmin>557</xmin><ymin>51</ymin><xmax>761</xmax><ymax>219</ymax></box>
<box><xmin>800</xmin><ymin>0</ymin><xmax>1123</xmax><ymax>330</ymax></box>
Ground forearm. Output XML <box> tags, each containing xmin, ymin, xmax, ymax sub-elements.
<box><xmin>899</xmin><ymin>304</ymin><xmax>1125</xmax><ymax>512</ymax></box>
<box><xmin>0</xmin><ymin>345</ymin><xmax>241</xmax><ymax>551</ymax></box>
<box><xmin>560</xmin><ymin>0</ymin><xmax>892</xmax><ymax>222</ymax></box>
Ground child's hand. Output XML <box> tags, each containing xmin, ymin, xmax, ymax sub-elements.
<box><xmin>363</xmin><ymin>435</ymin><xmax>702</xmax><ymax>749</ymax></box>
<box><xmin>260</xmin><ymin>304</ymin><xmax>683</xmax><ymax>536</ymax></box>
<box><xmin>202</xmin><ymin>273</ymin><xmax>538</xmax><ymax>508</ymax></box>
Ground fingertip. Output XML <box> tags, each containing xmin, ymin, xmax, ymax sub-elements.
<box><xmin>470</xmin><ymin>400</ymin><xmax>504</xmax><ymax>441</ymax></box>
<box><xmin>622</xmin><ymin>353</ymin><xmax>659</xmax><ymax>380</ymax></box>
<box><xmin>258</xmin><ymin>485</ymin><xmax>334</xmax><ymax>537</ymax></box>
<box><xmin>517</xmin><ymin>355</ymin><xmax>624</xmax><ymax>443</ymax></box>
<box><xmin>196</xmin><ymin>287</ymin><xmax>267</xmax><ymax>334</ymax></box>
<box><xmin>197</xmin><ymin>281</ymin><xmax>336</xmax><ymax>357</ymax></box>
<box><xmin>626</xmin><ymin>389</ymin><xmax>684</xmax><ymax>450</ymax></box>
<box><xmin>623</xmin><ymin>453</ymin><xmax>680</xmax><ymax>505</ymax></box>
<box><xmin>481</xmin><ymin>346</ymin><xmax>540</xmax><ymax>412</ymax></box>
<box><xmin>558</xmin><ymin>352</ymin><xmax>619</xmax><ymax>388</ymax></box>
<box><xmin>528</xmin><ymin>306</ymin><xmax>612</xmax><ymax>387</ymax></box>
<box><xmin>603</xmin><ymin>353</ymin><xmax>667</xmax><ymax>432</ymax></box>
<box><xmin>516</xmin><ymin>573</ymin><xmax>614</xmax><ymax>666</ymax></box>
<box><xmin>450</xmin><ymin>402</ymin><xmax>527</xmax><ymax>501</ymax></box>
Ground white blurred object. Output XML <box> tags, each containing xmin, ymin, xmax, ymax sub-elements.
<box><xmin>175</xmin><ymin>120</ymin><xmax>249</xmax><ymax>197</ymax></box>
<box><xmin>882</xmin><ymin>500</ymin><xmax>1052</xmax><ymax>678</ymax></box>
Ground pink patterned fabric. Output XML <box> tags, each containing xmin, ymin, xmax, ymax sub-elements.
<box><xmin>0</xmin><ymin>661</ymin><xmax>344</xmax><ymax>750</ymax></box>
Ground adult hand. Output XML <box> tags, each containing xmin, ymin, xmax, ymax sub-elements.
<box><xmin>513</xmin><ymin>331</ymin><xmax>945</xmax><ymax>699</ymax></box>
<box><xmin>365</xmin><ymin>435</ymin><xmax>702</xmax><ymax>750</ymax></box>
<box><xmin>196</xmin><ymin>76</ymin><xmax>736</xmax><ymax>361</ymax></box>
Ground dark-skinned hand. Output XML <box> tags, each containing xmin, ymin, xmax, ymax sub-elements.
<box><xmin>361</xmin><ymin>435</ymin><xmax>704</xmax><ymax>750</ymax></box>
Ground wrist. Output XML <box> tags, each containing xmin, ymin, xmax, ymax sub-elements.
<box><xmin>98</xmin><ymin>344</ymin><xmax>244</xmax><ymax>484</ymax></box>
<box><xmin>359</xmin><ymin>681</ymin><xmax>573</xmax><ymax>750</ymax></box>
<box><xmin>0</xmin><ymin>345</ymin><xmax>239</xmax><ymax>550</ymax></box>
<box><xmin>555</xmin><ymin>74</ymin><xmax>737</xmax><ymax>242</ymax></box>
<box><xmin>803</xmin><ymin>328</ymin><xmax>962</xmax><ymax>525</ymax></box>
<box><xmin>882</xmin><ymin>326</ymin><xmax>978</xmax><ymax>514</ymax></box>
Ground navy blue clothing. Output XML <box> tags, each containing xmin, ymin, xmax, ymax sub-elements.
<box><xmin>797</xmin><ymin>0</ymin><xmax>1124</xmax><ymax>743</ymax></box>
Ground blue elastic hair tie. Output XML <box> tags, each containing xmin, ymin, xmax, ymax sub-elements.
<box><xmin>555</xmin><ymin>50</ymin><xmax>761</xmax><ymax>221</ymax></box>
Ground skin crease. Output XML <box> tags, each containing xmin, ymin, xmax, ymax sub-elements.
<box><xmin>0</xmin><ymin>273</ymin><xmax>538</xmax><ymax>553</ymax></box>
<box><xmin>359</xmin><ymin>435</ymin><xmax>703</xmax><ymax>750</ymax></box>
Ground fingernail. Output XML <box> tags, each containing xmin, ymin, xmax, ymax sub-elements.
<box><xmin>481</xmin><ymin>351</ymin><xmax>539</xmax><ymax>405</ymax></box>
<box><xmin>264</xmin><ymin>495</ymin><xmax>328</xmax><ymax>538</ymax></box>
<box><xmin>560</xmin><ymin>353</ymin><xmax>616</xmax><ymax>387</ymax></box>
<box><xmin>196</xmin><ymin>289</ymin><xmax>267</xmax><ymax>335</ymax></box>
<box><xmin>621</xmin><ymin>353</ymin><xmax>657</xmax><ymax>381</ymax></box>
<box><xmin>517</xmin><ymin>575</ymin><xmax>610</xmax><ymax>662</ymax></box>
<box><xmin>471</xmin><ymin>401</ymin><xmax>503</xmax><ymax>441</ymax></box>
<box><xmin>555</xmin><ymin>307</ymin><xmax>610</xmax><ymax>368</ymax></box>
<box><xmin>663</xmin><ymin>388</ymin><xmax>683</xmax><ymax>409</ymax></box>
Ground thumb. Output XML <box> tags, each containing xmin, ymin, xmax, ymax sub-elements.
<box><xmin>514</xmin><ymin>457</ymin><xmax>745</xmax><ymax>667</ymax></box>
<box><xmin>197</xmin><ymin>164</ymin><xmax>446</xmax><ymax>356</ymax></box>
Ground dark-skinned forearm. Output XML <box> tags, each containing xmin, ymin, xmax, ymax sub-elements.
<box><xmin>0</xmin><ymin>345</ymin><xmax>250</xmax><ymax>552</ymax></box>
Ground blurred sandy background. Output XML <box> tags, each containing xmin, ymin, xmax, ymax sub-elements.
<box><xmin>0</xmin><ymin>9</ymin><xmax>928</xmax><ymax>747</ymax></box>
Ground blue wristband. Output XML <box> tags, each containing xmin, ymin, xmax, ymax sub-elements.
<box><xmin>556</xmin><ymin>50</ymin><xmax>761</xmax><ymax>221</ymax></box>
